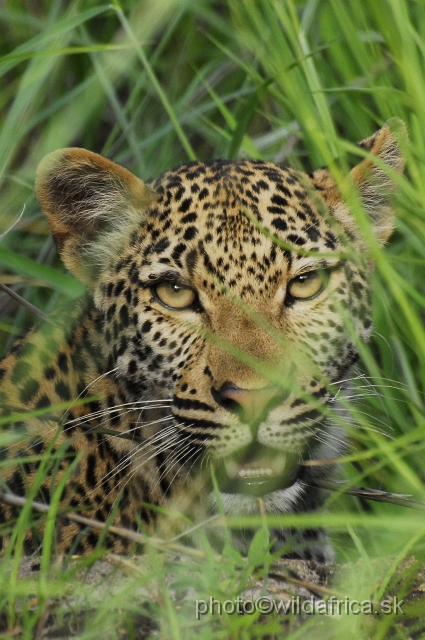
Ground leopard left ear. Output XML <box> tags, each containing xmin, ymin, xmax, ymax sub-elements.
<box><xmin>311</xmin><ymin>119</ymin><xmax>407</xmax><ymax>246</ymax></box>
<box><xmin>35</xmin><ymin>148</ymin><xmax>155</xmax><ymax>287</ymax></box>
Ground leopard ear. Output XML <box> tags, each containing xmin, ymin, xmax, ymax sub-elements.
<box><xmin>35</xmin><ymin>148</ymin><xmax>155</xmax><ymax>286</ymax></box>
<box><xmin>311</xmin><ymin>119</ymin><xmax>406</xmax><ymax>246</ymax></box>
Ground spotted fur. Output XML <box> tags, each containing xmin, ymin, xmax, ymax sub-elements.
<box><xmin>0</xmin><ymin>122</ymin><xmax>405</xmax><ymax>562</ymax></box>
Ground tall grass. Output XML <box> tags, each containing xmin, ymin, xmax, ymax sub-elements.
<box><xmin>1</xmin><ymin>0</ymin><xmax>425</xmax><ymax>637</ymax></box>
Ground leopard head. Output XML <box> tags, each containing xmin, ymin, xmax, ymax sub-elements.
<box><xmin>35</xmin><ymin>120</ymin><xmax>405</xmax><ymax>518</ymax></box>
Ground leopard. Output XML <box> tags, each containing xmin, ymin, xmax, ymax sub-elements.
<box><xmin>0</xmin><ymin>120</ymin><xmax>405</xmax><ymax>564</ymax></box>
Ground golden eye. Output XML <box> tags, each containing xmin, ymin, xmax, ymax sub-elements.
<box><xmin>154</xmin><ymin>282</ymin><xmax>197</xmax><ymax>309</ymax></box>
<box><xmin>287</xmin><ymin>271</ymin><xmax>326</xmax><ymax>300</ymax></box>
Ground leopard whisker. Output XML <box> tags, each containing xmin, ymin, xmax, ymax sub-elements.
<box><xmin>151</xmin><ymin>442</ymin><xmax>198</xmax><ymax>494</ymax></box>
<box><xmin>312</xmin><ymin>426</ymin><xmax>347</xmax><ymax>455</ymax></box>
<box><xmin>6</xmin><ymin>401</ymin><xmax>174</xmax><ymax>460</ymax></box>
<box><xmin>165</xmin><ymin>445</ymin><xmax>202</xmax><ymax>489</ymax></box>
<box><xmin>103</xmin><ymin>422</ymin><xmax>194</xmax><ymax>485</ymax></box>
<box><xmin>64</xmin><ymin>402</ymin><xmax>173</xmax><ymax>426</ymax></box>
<box><xmin>62</xmin><ymin>402</ymin><xmax>173</xmax><ymax>431</ymax></box>
<box><xmin>100</xmin><ymin>427</ymin><xmax>182</xmax><ymax>486</ymax></box>
<box><xmin>108</xmin><ymin>432</ymin><xmax>195</xmax><ymax>502</ymax></box>
<box><xmin>98</xmin><ymin>427</ymin><xmax>180</xmax><ymax>485</ymax></box>
<box><xmin>330</xmin><ymin>406</ymin><xmax>395</xmax><ymax>430</ymax></box>
<box><xmin>71</xmin><ymin>412</ymin><xmax>175</xmax><ymax>450</ymax></box>
<box><xmin>96</xmin><ymin>413</ymin><xmax>175</xmax><ymax>442</ymax></box>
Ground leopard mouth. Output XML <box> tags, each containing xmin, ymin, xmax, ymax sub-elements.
<box><xmin>216</xmin><ymin>446</ymin><xmax>300</xmax><ymax>497</ymax></box>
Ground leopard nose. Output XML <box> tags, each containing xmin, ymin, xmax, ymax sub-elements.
<box><xmin>212</xmin><ymin>381</ymin><xmax>289</xmax><ymax>427</ymax></box>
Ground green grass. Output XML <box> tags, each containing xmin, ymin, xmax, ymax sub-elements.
<box><xmin>1</xmin><ymin>0</ymin><xmax>425</xmax><ymax>638</ymax></box>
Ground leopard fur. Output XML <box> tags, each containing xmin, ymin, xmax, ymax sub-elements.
<box><xmin>0</xmin><ymin>121</ymin><xmax>405</xmax><ymax>562</ymax></box>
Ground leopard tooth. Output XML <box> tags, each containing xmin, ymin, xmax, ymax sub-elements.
<box><xmin>272</xmin><ymin>453</ymin><xmax>287</xmax><ymax>476</ymax></box>
<box><xmin>224</xmin><ymin>458</ymin><xmax>239</xmax><ymax>479</ymax></box>
<box><xmin>238</xmin><ymin>468</ymin><xmax>274</xmax><ymax>478</ymax></box>
<box><xmin>224</xmin><ymin>454</ymin><xmax>287</xmax><ymax>479</ymax></box>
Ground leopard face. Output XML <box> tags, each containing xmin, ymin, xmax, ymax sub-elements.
<box><xmin>99</xmin><ymin>160</ymin><xmax>366</xmax><ymax>502</ymax></box>
<box><xmin>0</xmin><ymin>121</ymin><xmax>405</xmax><ymax>561</ymax></box>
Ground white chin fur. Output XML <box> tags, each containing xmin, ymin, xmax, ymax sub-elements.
<box><xmin>211</xmin><ymin>480</ymin><xmax>304</xmax><ymax>516</ymax></box>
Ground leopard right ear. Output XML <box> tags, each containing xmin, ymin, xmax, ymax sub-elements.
<box><xmin>310</xmin><ymin>119</ymin><xmax>406</xmax><ymax>247</ymax></box>
<box><xmin>35</xmin><ymin>148</ymin><xmax>155</xmax><ymax>287</ymax></box>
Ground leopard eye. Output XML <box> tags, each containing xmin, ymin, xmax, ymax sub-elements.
<box><xmin>287</xmin><ymin>271</ymin><xmax>327</xmax><ymax>300</ymax></box>
<box><xmin>153</xmin><ymin>282</ymin><xmax>197</xmax><ymax>309</ymax></box>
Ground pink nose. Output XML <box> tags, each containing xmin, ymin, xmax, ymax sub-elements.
<box><xmin>212</xmin><ymin>382</ymin><xmax>289</xmax><ymax>427</ymax></box>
